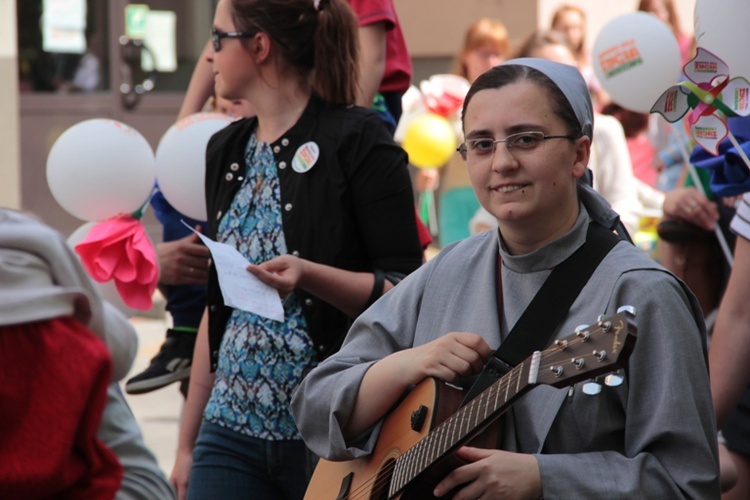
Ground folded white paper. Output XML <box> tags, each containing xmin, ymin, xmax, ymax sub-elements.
<box><xmin>182</xmin><ymin>221</ymin><xmax>284</xmax><ymax>322</ymax></box>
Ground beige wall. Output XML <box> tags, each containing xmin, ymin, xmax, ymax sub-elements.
<box><xmin>397</xmin><ymin>0</ymin><xmax>695</xmax><ymax>58</ymax></box>
<box><xmin>1</xmin><ymin>0</ymin><xmax>20</xmax><ymax>209</ymax></box>
<box><xmin>394</xmin><ymin>0</ymin><xmax>539</xmax><ymax>58</ymax></box>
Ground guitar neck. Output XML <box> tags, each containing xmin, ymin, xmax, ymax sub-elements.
<box><xmin>389</xmin><ymin>352</ymin><xmax>541</xmax><ymax>495</ymax></box>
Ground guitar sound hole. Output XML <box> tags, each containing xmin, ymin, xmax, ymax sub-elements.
<box><xmin>372</xmin><ymin>458</ymin><xmax>395</xmax><ymax>500</ymax></box>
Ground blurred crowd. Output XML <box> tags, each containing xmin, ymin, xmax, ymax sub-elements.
<box><xmin>6</xmin><ymin>0</ymin><xmax>750</xmax><ymax>498</ymax></box>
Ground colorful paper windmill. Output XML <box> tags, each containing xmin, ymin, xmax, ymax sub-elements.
<box><xmin>651</xmin><ymin>47</ymin><xmax>750</xmax><ymax>155</ymax></box>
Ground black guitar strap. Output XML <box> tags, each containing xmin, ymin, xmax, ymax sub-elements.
<box><xmin>461</xmin><ymin>222</ymin><xmax>621</xmax><ymax>406</ymax></box>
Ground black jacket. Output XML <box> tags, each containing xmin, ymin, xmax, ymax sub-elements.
<box><xmin>204</xmin><ymin>95</ymin><xmax>423</xmax><ymax>370</ymax></box>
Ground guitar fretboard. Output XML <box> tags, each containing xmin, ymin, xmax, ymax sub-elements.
<box><xmin>389</xmin><ymin>354</ymin><xmax>540</xmax><ymax>496</ymax></box>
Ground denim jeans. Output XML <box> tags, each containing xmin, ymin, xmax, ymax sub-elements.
<box><xmin>188</xmin><ymin>421</ymin><xmax>314</xmax><ymax>499</ymax></box>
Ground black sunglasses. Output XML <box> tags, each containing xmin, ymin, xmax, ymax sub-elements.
<box><xmin>211</xmin><ymin>28</ymin><xmax>257</xmax><ymax>52</ymax></box>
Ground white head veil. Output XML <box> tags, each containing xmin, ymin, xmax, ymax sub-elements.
<box><xmin>501</xmin><ymin>57</ymin><xmax>594</xmax><ymax>140</ymax></box>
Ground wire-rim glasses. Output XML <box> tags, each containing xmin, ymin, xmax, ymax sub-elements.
<box><xmin>457</xmin><ymin>131</ymin><xmax>576</xmax><ymax>161</ymax></box>
<box><xmin>211</xmin><ymin>28</ymin><xmax>257</xmax><ymax>52</ymax></box>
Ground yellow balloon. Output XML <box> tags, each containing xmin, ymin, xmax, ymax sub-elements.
<box><xmin>402</xmin><ymin>113</ymin><xmax>457</xmax><ymax>168</ymax></box>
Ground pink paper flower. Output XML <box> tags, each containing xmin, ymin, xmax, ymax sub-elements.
<box><xmin>75</xmin><ymin>215</ymin><xmax>158</xmax><ymax>310</ymax></box>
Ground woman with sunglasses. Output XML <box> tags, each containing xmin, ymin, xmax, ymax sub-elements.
<box><xmin>292</xmin><ymin>59</ymin><xmax>719</xmax><ymax>498</ymax></box>
<box><xmin>169</xmin><ymin>0</ymin><xmax>423</xmax><ymax>498</ymax></box>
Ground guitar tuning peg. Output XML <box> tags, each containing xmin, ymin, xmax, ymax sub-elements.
<box><xmin>617</xmin><ymin>305</ymin><xmax>637</xmax><ymax>318</ymax></box>
<box><xmin>597</xmin><ymin>316</ymin><xmax>612</xmax><ymax>332</ymax></box>
<box><xmin>604</xmin><ymin>370</ymin><xmax>624</xmax><ymax>387</ymax></box>
<box><xmin>574</xmin><ymin>324</ymin><xmax>590</xmax><ymax>341</ymax></box>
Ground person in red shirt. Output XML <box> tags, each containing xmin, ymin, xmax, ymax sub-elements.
<box><xmin>349</xmin><ymin>0</ymin><xmax>412</xmax><ymax>131</ymax></box>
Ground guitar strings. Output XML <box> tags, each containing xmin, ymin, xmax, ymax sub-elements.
<box><xmin>341</xmin><ymin>366</ymin><xmax>518</xmax><ymax>499</ymax></box>
<box><xmin>344</xmin><ymin>338</ymin><xmax>607</xmax><ymax>499</ymax></box>
<box><xmin>339</xmin><ymin>330</ymin><xmax>612</xmax><ymax>499</ymax></box>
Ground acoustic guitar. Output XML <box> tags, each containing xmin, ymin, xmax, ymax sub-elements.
<box><xmin>305</xmin><ymin>306</ymin><xmax>637</xmax><ymax>499</ymax></box>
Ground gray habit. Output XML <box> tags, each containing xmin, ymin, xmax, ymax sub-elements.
<box><xmin>292</xmin><ymin>189</ymin><xmax>719</xmax><ymax>499</ymax></box>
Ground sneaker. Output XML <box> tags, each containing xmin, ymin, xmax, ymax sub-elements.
<box><xmin>125</xmin><ymin>330</ymin><xmax>197</xmax><ymax>395</ymax></box>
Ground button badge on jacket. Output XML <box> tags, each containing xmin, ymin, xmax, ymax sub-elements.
<box><xmin>292</xmin><ymin>141</ymin><xmax>320</xmax><ymax>173</ymax></box>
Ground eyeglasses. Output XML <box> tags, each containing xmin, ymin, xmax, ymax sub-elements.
<box><xmin>211</xmin><ymin>28</ymin><xmax>257</xmax><ymax>52</ymax></box>
<box><xmin>457</xmin><ymin>131</ymin><xmax>576</xmax><ymax>161</ymax></box>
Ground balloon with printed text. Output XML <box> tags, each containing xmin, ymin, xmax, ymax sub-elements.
<box><xmin>592</xmin><ymin>12</ymin><xmax>682</xmax><ymax>113</ymax></box>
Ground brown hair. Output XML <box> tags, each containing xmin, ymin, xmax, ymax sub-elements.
<box><xmin>230</xmin><ymin>0</ymin><xmax>359</xmax><ymax>105</ymax></box>
<box><xmin>550</xmin><ymin>4</ymin><xmax>587</xmax><ymax>60</ymax></box>
<box><xmin>514</xmin><ymin>29</ymin><xmax>574</xmax><ymax>60</ymax></box>
<box><xmin>454</xmin><ymin>18</ymin><xmax>509</xmax><ymax>79</ymax></box>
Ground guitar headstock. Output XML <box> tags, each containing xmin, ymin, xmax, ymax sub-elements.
<box><xmin>532</xmin><ymin>306</ymin><xmax>637</xmax><ymax>388</ymax></box>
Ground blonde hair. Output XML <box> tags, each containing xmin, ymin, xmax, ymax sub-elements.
<box><xmin>454</xmin><ymin>18</ymin><xmax>509</xmax><ymax>80</ymax></box>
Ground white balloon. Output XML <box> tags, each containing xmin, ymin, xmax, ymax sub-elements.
<box><xmin>592</xmin><ymin>12</ymin><xmax>682</xmax><ymax>113</ymax></box>
<box><xmin>155</xmin><ymin>112</ymin><xmax>233</xmax><ymax>221</ymax></box>
<box><xmin>695</xmin><ymin>0</ymin><xmax>750</xmax><ymax>80</ymax></box>
<box><xmin>47</xmin><ymin>119</ymin><xmax>155</xmax><ymax>221</ymax></box>
<box><xmin>66</xmin><ymin>222</ymin><xmax>143</xmax><ymax>318</ymax></box>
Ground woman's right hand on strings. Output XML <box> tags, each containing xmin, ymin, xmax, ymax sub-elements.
<box><xmin>343</xmin><ymin>331</ymin><xmax>493</xmax><ymax>439</ymax></box>
<box><xmin>402</xmin><ymin>331</ymin><xmax>492</xmax><ymax>385</ymax></box>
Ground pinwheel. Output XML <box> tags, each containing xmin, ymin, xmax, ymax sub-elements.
<box><xmin>650</xmin><ymin>47</ymin><xmax>748</xmax><ymax>268</ymax></box>
<box><xmin>651</xmin><ymin>47</ymin><xmax>750</xmax><ymax>156</ymax></box>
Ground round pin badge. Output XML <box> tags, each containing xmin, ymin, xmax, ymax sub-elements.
<box><xmin>292</xmin><ymin>141</ymin><xmax>320</xmax><ymax>173</ymax></box>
